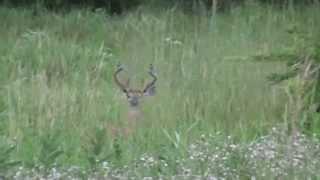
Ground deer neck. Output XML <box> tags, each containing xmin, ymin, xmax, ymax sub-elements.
<box><xmin>129</xmin><ymin>105</ymin><xmax>140</xmax><ymax>112</ymax></box>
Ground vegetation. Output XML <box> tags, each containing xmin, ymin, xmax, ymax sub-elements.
<box><xmin>0</xmin><ymin>1</ymin><xmax>319</xmax><ymax>178</ymax></box>
<box><xmin>1</xmin><ymin>0</ymin><xmax>318</xmax><ymax>14</ymax></box>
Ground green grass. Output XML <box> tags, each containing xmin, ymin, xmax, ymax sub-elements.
<box><xmin>0</xmin><ymin>2</ymin><xmax>320</xmax><ymax>177</ymax></box>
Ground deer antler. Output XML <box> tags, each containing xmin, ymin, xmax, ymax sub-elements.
<box><xmin>143</xmin><ymin>64</ymin><xmax>157</xmax><ymax>94</ymax></box>
<box><xmin>114</xmin><ymin>64</ymin><xmax>128</xmax><ymax>93</ymax></box>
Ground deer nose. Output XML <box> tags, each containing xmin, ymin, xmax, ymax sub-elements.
<box><xmin>129</xmin><ymin>96</ymin><xmax>139</xmax><ymax>107</ymax></box>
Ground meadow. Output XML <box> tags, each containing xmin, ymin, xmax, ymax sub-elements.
<box><xmin>0</xmin><ymin>2</ymin><xmax>320</xmax><ymax>179</ymax></box>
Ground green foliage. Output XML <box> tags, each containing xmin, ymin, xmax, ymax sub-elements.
<box><xmin>82</xmin><ymin>126</ymin><xmax>115</xmax><ymax>169</ymax></box>
<box><xmin>0</xmin><ymin>137</ymin><xmax>20</xmax><ymax>175</ymax></box>
<box><xmin>0</xmin><ymin>3</ymin><xmax>319</xmax><ymax>177</ymax></box>
<box><xmin>37</xmin><ymin>131</ymin><xmax>64</xmax><ymax>167</ymax></box>
<box><xmin>259</xmin><ymin>26</ymin><xmax>320</xmax><ymax>134</ymax></box>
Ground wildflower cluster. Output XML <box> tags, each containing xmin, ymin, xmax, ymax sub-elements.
<box><xmin>246</xmin><ymin>128</ymin><xmax>320</xmax><ymax>178</ymax></box>
<box><xmin>3</xmin><ymin>127</ymin><xmax>320</xmax><ymax>179</ymax></box>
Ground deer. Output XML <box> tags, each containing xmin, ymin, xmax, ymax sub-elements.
<box><xmin>111</xmin><ymin>64</ymin><xmax>157</xmax><ymax>137</ymax></box>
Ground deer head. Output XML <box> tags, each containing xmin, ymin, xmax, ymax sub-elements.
<box><xmin>114</xmin><ymin>64</ymin><xmax>157</xmax><ymax>108</ymax></box>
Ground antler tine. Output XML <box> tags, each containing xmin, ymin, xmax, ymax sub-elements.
<box><xmin>143</xmin><ymin>64</ymin><xmax>157</xmax><ymax>93</ymax></box>
<box><xmin>114</xmin><ymin>64</ymin><xmax>128</xmax><ymax>93</ymax></box>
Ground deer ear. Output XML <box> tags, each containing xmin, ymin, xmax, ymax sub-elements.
<box><xmin>144</xmin><ymin>86</ymin><xmax>156</xmax><ymax>96</ymax></box>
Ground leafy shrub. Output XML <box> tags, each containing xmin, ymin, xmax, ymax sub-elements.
<box><xmin>257</xmin><ymin>27</ymin><xmax>320</xmax><ymax>134</ymax></box>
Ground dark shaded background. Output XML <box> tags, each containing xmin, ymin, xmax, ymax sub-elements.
<box><xmin>0</xmin><ymin>0</ymin><xmax>318</xmax><ymax>14</ymax></box>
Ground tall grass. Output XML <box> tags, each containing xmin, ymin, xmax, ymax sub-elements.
<box><xmin>0</xmin><ymin>2</ymin><xmax>320</xmax><ymax>177</ymax></box>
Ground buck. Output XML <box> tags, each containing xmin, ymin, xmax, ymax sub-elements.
<box><xmin>112</xmin><ymin>64</ymin><xmax>157</xmax><ymax>136</ymax></box>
